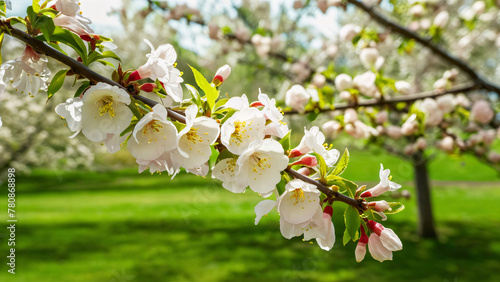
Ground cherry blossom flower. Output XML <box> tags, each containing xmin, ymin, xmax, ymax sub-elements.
<box><xmin>359</xmin><ymin>48</ymin><xmax>379</xmax><ymax>69</ymax></box>
<box><xmin>127</xmin><ymin>104</ymin><xmax>177</xmax><ymax>161</ymax></box>
<box><xmin>418</xmin><ymin>98</ymin><xmax>443</xmax><ymax>126</ymax></box>
<box><xmin>130</xmin><ymin>40</ymin><xmax>184</xmax><ymax>102</ymax></box>
<box><xmin>335</xmin><ymin>74</ymin><xmax>352</xmax><ymax>91</ymax></box>
<box><xmin>1</xmin><ymin>46</ymin><xmax>50</xmax><ymax>97</ymax></box>
<box><xmin>224</xmin><ymin>94</ymin><xmax>250</xmax><ymax>111</ymax></box>
<box><xmin>80</xmin><ymin>83</ymin><xmax>133</xmax><ymax>142</ymax></box>
<box><xmin>395</xmin><ymin>81</ymin><xmax>411</xmax><ymax>94</ymax></box>
<box><xmin>53</xmin><ymin>14</ymin><xmax>93</xmax><ymax>41</ymax></box>
<box><xmin>212</xmin><ymin>157</ymin><xmax>247</xmax><ymax>193</ymax></box>
<box><xmin>171</xmin><ymin>105</ymin><xmax>220</xmax><ymax>169</ymax></box>
<box><xmin>339</xmin><ymin>24</ymin><xmax>361</xmax><ymax>42</ymax></box>
<box><xmin>55</xmin><ymin>97</ymin><xmax>83</xmax><ymax>138</ymax></box>
<box><xmin>257</xmin><ymin>91</ymin><xmax>289</xmax><ymax>138</ymax></box>
<box><xmin>285</xmin><ymin>84</ymin><xmax>310</xmax><ymax>113</ymax></box>
<box><xmin>355</xmin><ymin>227</ymin><xmax>369</xmax><ymax>262</ymax></box>
<box><xmin>368</xmin><ymin>220</ymin><xmax>403</xmax><ymax>251</ymax></box>
<box><xmin>255</xmin><ymin>199</ymin><xmax>277</xmax><ymax>225</ymax></box>
<box><xmin>368</xmin><ymin>233</ymin><xmax>393</xmax><ymax>262</ymax></box>
<box><xmin>470</xmin><ymin>100</ymin><xmax>494</xmax><ymax>124</ymax></box>
<box><xmin>237</xmin><ymin>139</ymin><xmax>289</xmax><ymax>195</ymax></box>
<box><xmin>361</xmin><ymin>164</ymin><xmax>401</xmax><ymax>198</ymax></box>
<box><xmin>433</xmin><ymin>11</ymin><xmax>449</xmax><ymax>29</ymax></box>
<box><xmin>136</xmin><ymin>152</ymin><xmax>179</xmax><ymax>175</ymax></box>
<box><xmin>303</xmin><ymin>205</ymin><xmax>335</xmax><ymax>251</ymax></box>
<box><xmin>221</xmin><ymin>108</ymin><xmax>266</xmax><ymax>155</ymax></box>
<box><xmin>353</xmin><ymin>71</ymin><xmax>379</xmax><ymax>98</ymax></box>
<box><xmin>290</xmin><ymin>126</ymin><xmax>339</xmax><ymax>166</ymax></box>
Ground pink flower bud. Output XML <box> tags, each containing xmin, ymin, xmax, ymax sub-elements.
<box><xmin>293</xmin><ymin>0</ymin><xmax>304</xmax><ymax>9</ymax></box>
<box><xmin>208</xmin><ymin>23</ymin><xmax>220</xmax><ymax>40</ymax></box>
<box><xmin>297</xmin><ymin>167</ymin><xmax>311</xmax><ymax>176</ymax></box>
<box><xmin>140</xmin><ymin>83</ymin><xmax>156</xmax><ymax>92</ymax></box>
<box><xmin>386</xmin><ymin>125</ymin><xmax>402</xmax><ymax>139</ymax></box>
<box><xmin>212</xmin><ymin>64</ymin><xmax>231</xmax><ymax>86</ymax></box>
<box><xmin>128</xmin><ymin>70</ymin><xmax>142</xmax><ymax>82</ymax></box>
<box><xmin>317</xmin><ymin>0</ymin><xmax>328</xmax><ymax>13</ymax></box>
<box><xmin>323</xmin><ymin>205</ymin><xmax>333</xmax><ymax>217</ymax></box>
<box><xmin>292</xmin><ymin>155</ymin><xmax>318</xmax><ymax>167</ymax></box>
<box><xmin>321</xmin><ymin>120</ymin><xmax>341</xmax><ymax>138</ymax></box>
<box><xmin>376</xmin><ymin>111</ymin><xmax>388</xmax><ymax>124</ymax></box>
<box><xmin>339</xmin><ymin>91</ymin><xmax>352</xmax><ymax>101</ymax></box>
<box><xmin>285</xmin><ymin>85</ymin><xmax>311</xmax><ymax>113</ymax></box>
<box><xmin>355</xmin><ymin>226</ymin><xmax>369</xmax><ymax>262</ymax></box>
<box><xmin>470</xmin><ymin>100</ymin><xmax>494</xmax><ymax>124</ymax></box>
<box><xmin>312</xmin><ymin>73</ymin><xmax>326</xmax><ymax>88</ymax></box>
<box><xmin>368</xmin><ymin>200</ymin><xmax>391</xmax><ymax>212</ymax></box>
<box><xmin>344</xmin><ymin>108</ymin><xmax>358</xmax><ymax>124</ymax></box>
<box><xmin>409</xmin><ymin>4</ymin><xmax>424</xmax><ymax>17</ymax></box>
<box><xmin>289</xmin><ymin>148</ymin><xmax>304</xmax><ymax>158</ymax></box>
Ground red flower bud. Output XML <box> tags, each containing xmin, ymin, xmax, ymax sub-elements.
<box><xmin>323</xmin><ymin>205</ymin><xmax>333</xmax><ymax>217</ymax></box>
<box><xmin>140</xmin><ymin>83</ymin><xmax>156</xmax><ymax>92</ymax></box>
<box><xmin>128</xmin><ymin>70</ymin><xmax>142</xmax><ymax>82</ymax></box>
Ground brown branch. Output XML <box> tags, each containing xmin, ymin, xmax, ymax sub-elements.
<box><xmin>1</xmin><ymin>22</ymin><xmax>185</xmax><ymax>123</ymax></box>
<box><xmin>283</xmin><ymin>82</ymin><xmax>479</xmax><ymax>115</ymax></box>
<box><xmin>346</xmin><ymin>0</ymin><xmax>500</xmax><ymax>94</ymax></box>
<box><xmin>285</xmin><ymin>168</ymin><xmax>366</xmax><ymax>213</ymax></box>
<box><xmin>2</xmin><ymin>20</ymin><xmax>364</xmax><ymax>212</ymax></box>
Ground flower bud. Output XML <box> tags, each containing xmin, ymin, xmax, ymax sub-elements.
<box><xmin>395</xmin><ymin>81</ymin><xmax>411</xmax><ymax>94</ymax></box>
<box><xmin>359</xmin><ymin>48</ymin><xmax>379</xmax><ymax>69</ymax></box>
<box><xmin>420</xmin><ymin>18</ymin><xmax>431</xmax><ymax>30</ymax></box>
<box><xmin>436</xmin><ymin>94</ymin><xmax>455</xmax><ymax>114</ymax></box>
<box><xmin>409</xmin><ymin>4</ymin><xmax>424</xmax><ymax>17</ymax></box>
<box><xmin>344</xmin><ymin>109</ymin><xmax>359</xmax><ymax>124</ymax></box>
<box><xmin>335</xmin><ymin>74</ymin><xmax>353</xmax><ymax>91</ymax></box>
<box><xmin>128</xmin><ymin>70</ymin><xmax>142</xmax><ymax>82</ymax></box>
<box><xmin>455</xmin><ymin>94</ymin><xmax>471</xmax><ymax>108</ymax></box>
<box><xmin>433</xmin><ymin>11</ymin><xmax>449</xmax><ymax>29</ymax></box>
<box><xmin>285</xmin><ymin>85</ymin><xmax>311</xmax><ymax>113</ymax></box>
<box><xmin>140</xmin><ymin>83</ymin><xmax>156</xmax><ymax>92</ymax></box>
<box><xmin>339</xmin><ymin>24</ymin><xmax>361</xmax><ymax>42</ymax></box>
<box><xmin>376</xmin><ymin>111</ymin><xmax>388</xmax><ymax>124</ymax></box>
<box><xmin>325</xmin><ymin>44</ymin><xmax>338</xmax><ymax>58</ymax></box>
<box><xmin>292</xmin><ymin>155</ymin><xmax>318</xmax><ymax>167</ymax></box>
<box><xmin>212</xmin><ymin>64</ymin><xmax>231</xmax><ymax>86</ymax></box>
<box><xmin>488</xmin><ymin>152</ymin><xmax>500</xmax><ymax>163</ymax></box>
<box><xmin>293</xmin><ymin>0</ymin><xmax>304</xmax><ymax>9</ymax></box>
<box><xmin>379</xmin><ymin>228</ymin><xmax>403</xmax><ymax>251</ymax></box>
<box><xmin>317</xmin><ymin>0</ymin><xmax>328</xmax><ymax>13</ymax></box>
<box><xmin>323</xmin><ymin>205</ymin><xmax>333</xmax><ymax>217</ymax></box>
<box><xmin>368</xmin><ymin>200</ymin><xmax>391</xmax><ymax>212</ymax></box>
<box><xmin>439</xmin><ymin>136</ymin><xmax>455</xmax><ymax>152</ymax></box>
<box><xmin>312</xmin><ymin>73</ymin><xmax>326</xmax><ymax>88</ymax></box>
<box><xmin>433</xmin><ymin>78</ymin><xmax>448</xmax><ymax>90</ymax></box>
<box><xmin>386</xmin><ymin>125</ymin><xmax>402</xmax><ymax>139</ymax></box>
<box><xmin>297</xmin><ymin>167</ymin><xmax>311</xmax><ymax>176</ymax></box>
<box><xmin>322</xmin><ymin>120</ymin><xmax>341</xmax><ymax>138</ymax></box>
<box><xmin>339</xmin><ymin>91</ymin><xmax>352</xmax><ymax>101</ymax></box>
<box><xmin>470</xmin><ymin>100</ymin><xmax>494</xmax><ymax>124</ymax></box>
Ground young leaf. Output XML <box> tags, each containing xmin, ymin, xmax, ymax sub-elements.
<box><xmin>330</xmin><ymin>148</ymin><xmax>349</xmax><ymax>176</ymax></box>
<box><xmin>74</xmin><ymin>81</ymin><xmax>90</xmax><ymax>97</ymax></box>
<box><xmin>35</xmin><ymin>15</ymin><xmax>55</xmax><ymax>42</ymax></box>
<box><xmin>189</xmin><ymin>65</ymin><xmax>219</xmax><ymax>111</ymax></box>
<box><xmin>313</xmin><ymin>152</ymin><xmax>327</xmax><ymax>181</ymax></box>
<box><xmin>343</xmin><ymin>229</ymin><xmax>351</xmax><ymax>246</ymax></box>
<box><xmin>384</xmin><ymin>202</ymin><xmax>405</xmax><ymax>215</ymax></box>
<box><xmin>279</xmin><ymin>130</ymin><xmax>292</xmax><ymax>152</ymax></box>
<box><xmin>0</xmin><ymin>32</ymin><xmax>4</xmax><ymax>64</ymax></box>
<box><xmin>47</xmin><ymin>69</ymin><xmax>69</xmax><ymax>100</ymax></box>
<box><xmin>344</xmin><ymin>206</ymin><xmax>360</xmax><ymax>243</ymax></box>
<box><xmin>326</xmin><ymin>175</ymin><xmax>357</xmax><ymax>198</ymax></box>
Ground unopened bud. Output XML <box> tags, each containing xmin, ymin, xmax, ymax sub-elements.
<box><xmin>140</xmin><ymin>83</ymin><xmax>156</xmax><ymax>92</ymax></box>
<box><xmin>323</xmin><ymin>205</ymin><xmax>333</xmax><ymax>217</ymax></box>
<box><xmin>212</xmin><ymin>64</ymin><xmax>231</xmax><ymax>86</ymax></box>
<box><xmin>292</xmin><ymin>155</ymin><xmax>318</xmax><ymax>167</ymax></box>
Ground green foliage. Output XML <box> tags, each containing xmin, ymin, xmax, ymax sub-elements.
<box><xmin>74</xmin><ymin>81</ymin><xmax>90</xmax><ymax>97</ymax></box>
<box><xmin>278</xmin><ymin>130</ymin><xmax>292</xmax><ymax>152</ymax></box>
<box><xmin>385</xmin><ymin>202</ymin><xmax>405</xmax><ymax>215</ymax></box>
<box><xmin>343</xmin><ymin>206</ymin><xmax>360</xmax><ymax>245</ymax></box>
<box><xmin>189</xmin><ymin>65</ymin><xmax>219</xmax><ymax>111</ymax></box>
<box><xmin>326</xmin><ymin>174</ymin><xmax>357</xmax><ymax>198</ymax></box>
<box><xmin>47</xmin><ymin>69</ymin><xmax>69</xmax><ymax>100</ymax></box>
<box><xmin>313</xmin><ymin>152</ymin><xmax>328</xmax><ymax>181</ymax></box>
<box><xmin>43</xmin><ymin>27</ymin><xmax>88</xmax><ymax>64</ymax></box>
<box><xmin>330</xmin><ymin>148</ymin><xmax>349</xmax><ymax>176</ymax></box>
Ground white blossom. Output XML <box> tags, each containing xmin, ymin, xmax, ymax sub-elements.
<box><xmin>55</xmin><ymin>97</ymin><xmax>83</xmax><ymax>138</ymax></box>
<box><xmin>221</xmin><ymin>108</ymin><xmax>266</xmax><ymax>155</ymax></box>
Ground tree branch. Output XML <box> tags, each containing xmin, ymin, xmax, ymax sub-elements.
<box><xmin>2</xmin><ymin>21</ymin><xmax>364</xmax><ymax>212</ymax></box>
<box><xmin>346</xmin><ymin>0</ymin><xmax>500</xmax><ymax>94</ymax></box>
<box><xmin>0</xmin><ymin>22</ymin><xmax>186</xmax><ymax>123</ymax></box>
<box><xmin>283</xmin><ymin>82</ymin><xmax>479</xmax><ymax>115</ymax></box>
<box><xmin>285</xmin><ymin>168</ymin><xmax>366</xmax><ymax>213</ymax></box>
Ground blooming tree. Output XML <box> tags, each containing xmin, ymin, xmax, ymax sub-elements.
<box><xmin>141</xmin><ymin>0</ymin><xmax>500</xmax><ymax>238</ymax></box>
<box><xmin>0</xmin><ymin>1</ymin><xmax>412</xmax><ymax>262</ymax></box>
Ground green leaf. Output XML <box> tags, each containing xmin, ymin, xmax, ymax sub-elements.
<box><xmin>306</xmin><ymin>110</ymin><xmax>320</xmax><ymax>122</ymax></box>
<box><xmin>384</xmin><ymin>202</ymin><xmax>405</xmax><ymax>215</ymax></box>
<box><xmin>32</xmin><ymin>0</ymin><xmax>41</xmax><ymax>13</ymax></box>
<box><xmin>185</xmin><ymin>83</ymin><xmax>201</xmax><ymax>107</ymax></box>
<box><xmin>47</xmin><ymin>69</ymin><xmax>69</xmax><ymax>100</ymax></box>
<box><xmin>120</xmin><ymin>121</ymin><xmax>137</xmax><ymax>137</ymax></box>
<box><xmin>363</xmin><ymin>209</ymin><xmax>384</xmax><ymax>221</ymax></box>
<box><xmin>48</xmin><ymin>42</ymin><xmax>67</xmax><ymax>55</ymax></box>
<box><xmin>344</xmin><ymin>206</ymin><xmax>360</xmax><ymax>243</ymax></box>
<box><xmin>313</xmin><ymin>152</ymin><xmax>327</xmax><ymax>181</ymax></box>
<box><xmin>127</xmin><ymin>101</ymin><xmax>143</xmax><ymax>120</ymax></box>
<box><xmin>209</xmin><ymin>145</ymin><xmax>220</xmax><ymax>170</ymax></box>
<box><xmin>74</xmin><ymin>81</ymin><xmax>90</xmax><ymax>97</ymax></box>
<box><xmin>279</xmin><ymin>130</ymin><xmax>292</xmax><ymax>152</ymax></box>
<box><xmin>35</xmin><ymin>15</ymin><xmax>55</xmax><ymax>42</ymax></box>
<box><xmin>189</xmin><ymin>65</ymin><xmax>219</xmax><ymax>111</ymax></box>
<box><xmin>330</xmin><ymin>148</ymin><xmax>349</xmax><ymax>176</ymax></box>
<box><xmin>342</xmin><ymin>229</ymin><xmax>351</xmax><ymax>246</ymax></box>
<box><xmin>326</xmin><ymin>175</ymin><xmax>357</xmax><ymax>198</ymax></box>
<box><xmin>46</xmin><ymin>27</ymin><xmax>88</xmax><ymax>64</ymax></box>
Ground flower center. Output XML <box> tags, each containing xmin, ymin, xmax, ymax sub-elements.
<box><xmin>250</xmin><ymin>153</ymin><xmax>271</xmax><ymax>173</ymax></box>
<box><xmin>231</xmin><ymin>120</ymin><xmax>252</xmax><ymax>144</ymax></box>
<box><xmin>143</xmin><ymin>120</ymin><xmax>164</xmax><ymax>143</ymax></box>
<box><xmin>186</xmin><ymin>127</ymin><xmax>203</xmax><ymax>144</ymax></box>
<box><xmin>98</xmin><ymin>96</ymin><xmax>115</xmax><ymax>117</ymax></box>
<box><xmin>290</xmin><ymin>188</ymin><xmax>305</xmax><ymax>204</ymax></box>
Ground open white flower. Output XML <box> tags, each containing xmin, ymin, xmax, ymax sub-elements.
<box><xmin>237</xmin><ymin>139</ymin><xmax>289</xmax><ymax>195</ymax></box>
<box><xmin>361</xmin><ymin>164</ymin><xmax>402</xmax><ymax>198</ymax></box>
<box><xmin>212</xmin><ymin>157</ymin><xmax>247</xmax><ymax>193</ymax></box>
<box><xmin>133</xmin><ymin>40</ymin><xmax>184</xmax><ymax>102</ymax></box>
<box><xmin>278</xmin><ymin>179</ymin><xmax>321</xmax><ymax>226</ymax></box>
<box><xmin>303</xmin><ymin>205</ymin><xmax>335</xmax><ymax>251</ymax></box>
<box><xmin>4</xmin><ymin>0</ymin><xmax>11</xmax><ymax>10</ymax></box>
<box><xmin>127</xmin><ymin>104</ymin><xmax>177</xmax><ymax>161</ymax></box>
<box><xmin>80</xmin><ymin>83</ymin><xmax>133</xmax><ymax>142</ymax></box>
<box><xmin>291</xmin><ymin>126</ymin><xmax>340</xmax><ymax>166</ymax></box>
<box><xmin>285</xmin><ymin>84</ymin><xmax>310</xmax><ymax>113</ymax></box>
<box><xmin>137</xmin><ymin>151</ymin><xmax>179</xmax><ymax>175</ymax></box>
<box><xmin>258</xmin><ymin>91</ymin><xmax>289</xmax><ymax>138</ymax></box>
<box><xmin>172</xmin><ymin>105</ymin><xmax>220</xmax><ymax>169</ymax></box>
<box><xmin>224</xmin><ymin>94</ymin><xmax>250</xmax><ymax>111</ymax></box>
<box><xmin>221</xmin><ymin>108</ymin><xmax>265</xmax><ymax>155</ymax></box>
<box><xmin>55</xmin><ymin>97</ymin><xmax>83</xmax><ymax>138</ymax></box>
<box><xmin>368</xmin><ymin>233</ymin><xmax>393</xmax><ymax>262</ymax></box>
<box><xmin>1</xmin><ymin>46</ymin><xmax>50</xmax><ymax>97</ymax></box>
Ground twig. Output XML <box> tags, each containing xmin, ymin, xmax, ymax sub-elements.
<box><xmin>346</xmin><ymin>0</ymin><xmax>500</xmax><ymax>94</ymax></box>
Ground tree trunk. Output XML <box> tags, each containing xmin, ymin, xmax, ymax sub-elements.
<box><xmin>411</xmin><ymin>151</ymin><xmax>437</xmax><ymax>239</ymax></box>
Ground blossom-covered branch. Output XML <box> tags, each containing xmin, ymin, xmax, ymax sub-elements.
<box><xmin>346</xmin><ymin>0</ymin><xmax>500</xmax><ymax>94</ymax></box>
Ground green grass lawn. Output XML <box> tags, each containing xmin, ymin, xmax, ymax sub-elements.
<box><xmin>0</xmin><ymin>150</ymin><xmax>499</xmax><ymax>281</ymax></box>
